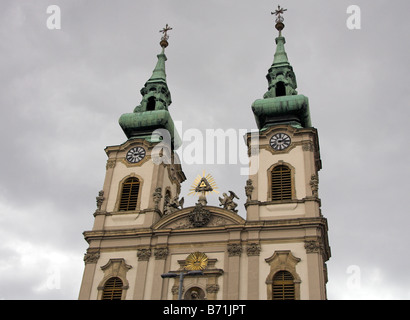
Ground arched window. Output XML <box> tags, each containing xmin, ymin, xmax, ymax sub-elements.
<box><xmin>119</xmin><ymin>177</ymin><xmax>140</xmax><ymax>211</ymax></box>
<box><xmin>146</xmin><ymin>96</ymin><xmax>156</xmax><ymax>111</ymax></box>
<box><xmin>102</xmin><ymin>277</ymin><xmax>123</xmax><ymax>300</ymax></box>
<box><xmin>272</xmin><ymin>271</ymin><xmax>295</xmax><ymax>300</ymax></box>
<box><xmin>275</xmin><ymin>81</ymin><xmax>286</xmax><ymax>97</ymax></box>
<box><xmin>271</xmin><ymin>165</ymin><xmax>292</xmax><ymax>201</ymax></box>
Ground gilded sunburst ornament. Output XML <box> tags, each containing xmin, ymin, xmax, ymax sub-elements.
<box><xmin>185</xmin><ymin>252</ymin><xmax>208</xmax><ymax>271</ymax></box>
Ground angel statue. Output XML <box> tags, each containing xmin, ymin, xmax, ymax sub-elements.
<box><xmin>170</xmin><ymin>196</ymin><xmax>184</xmax><ymax>210</ymax></box>
<box><xmin>219</xmin><ymin>191</ymin><xmax>239</xmax><ymax>213</ymax></box>
<box><xmin>164</xmin><ymin>195</ymin><xmax>184</xmax><ymax>215</ymax></box>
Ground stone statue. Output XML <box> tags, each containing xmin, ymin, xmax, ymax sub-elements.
<box><xmin>244</xmin><ymin>179</ymin><xmax>254</xmax><ymax>202</ymax></box>
<box><xmin>164</xmin><ymin>195</ymin><xmax>184</xmax><ymax>215</ymax></box>
<box><xmin>219</xmin><ymin>191</ymin><xmax>239</xmax><ymax>213</ymax></box>
<box><xmin>95</xmin><ymin>190</ymin><xmax>104</xmax><ymax>212</ymax></box>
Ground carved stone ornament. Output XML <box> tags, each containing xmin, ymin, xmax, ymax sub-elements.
<box><xmin>310</xmin><ymin>174</ymin><xmax>319</xmax><ymax>197</ymax></box>
<box><xmin>218</xmin><ymin>191</ymin><xmax>239</xmax><ymax>213</ymax></box>
<box><xmin>188</xmin><ymin>203</ymin><xmax>211</xmax><ymax>227</ymax></box>
<box><xmin>96</xmin><ymin>190</ymin><xmax>104</xmax><ymax>211</ymax></box>
<box><xmin>106</xmin><ymin>159</ymin><xmax>116</xmax><ymax>170</ymax></box>
<box><xmin>206</xmin><ymin>284</ymin><xmax>220</xmax><ymax>294</ymax></box>
<box><xmin>305</xmin><ymin>240</ymin><xmax>324</xmax><ymax>254</ymax></box>
<box><xmin>302</xmin><ymin>143</ymin><xmax>314</xmax><ymax>152</ymax></box>
<box><xmin>227</xmin><ymin>243</ymin><xmax>242</xmax><ymax>257</ymax></box>
<box><xmin>161</xmin><ymin>214</ymin><xmax>234</xmax><ymax>230</ymax></box>
<box><xmin>84</xmin><ymin>249</ymin><xmax>100</xmax><ymax>264</ymax></box>
<box><xmin>152</xmin><ymin>187</ymin><xmax>162</xmax><ymax>210</ymax></box>
<box><xmin>154</xmin><ymin>247</ymin><xmax>169</xmax><ymax>260</ymax></box>
<box><xmin>172</xmin><ymin>285</ymin><xmax>183</xmax><ymax>295</ymax></box>
<box><xmin>164</xmin><ymin>195</ymin><xmax>184</xmax><ymax>215</ymax></box>
<box><xmin>137</xmin><ymin>248</ymin><xmax>152</xmax><ymax>261</ymax></box>
<box><xmin>246</xmin><ymin>243</ymin><xmax>261</xmax><ymax>256</ymax></box>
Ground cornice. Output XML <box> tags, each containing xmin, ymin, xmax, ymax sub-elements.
<box><xmin>244</xmin><ymin>197</ymin><xmax>321</xmax><ymax>208</ymax></box>
<box><xmin>104</xmin><ymin>138</ymin><xmax>157</xmax><ymax>155</ymax></box>
<box><xmin>83</xmin><ymin>216</ymin><xmax>329</xmax><ymax>244</ymax></box>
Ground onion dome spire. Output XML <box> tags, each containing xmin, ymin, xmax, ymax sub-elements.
<box><xmin>270</xmin><ymin>6</ymin><xmax>290</xmax><ymax>68</ymax></box>
<box><xmin>251</xmin><ymin>6</ymin><xmax>312</xmax><ymax>130</ymax></box>
<box><xmin>119</xmin><ymin>24</ymin><xmax>182</xmax><ymax>149</ymax></box>
<box><xmin>147</xmin><ymin>24</ymin><xmax>173</xmax><ymax>85</ymax></box>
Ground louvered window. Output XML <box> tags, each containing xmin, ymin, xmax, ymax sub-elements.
<box><xmin>119</xmin><ymin>177</ymin><xmax>140</xmax><ymax>211</ymax></box>
<box><xmin>272</xmin><ymin>271</ymin><xmax>295</xmax><ymax>300</ymax></box>
<box><xmin>102</xmin><ymin>277</ymin><xmax>123</xmax><ymax>300</ymax></box>
<box><xmin>271</xmin><ymin>165</ymin><xmax>292</xmax><ymax>201</ymax></box>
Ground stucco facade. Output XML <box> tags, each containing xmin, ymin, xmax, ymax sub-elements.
<box><xmin>78</xmin><ymin>15</ymin><xmax>331</xmax><ymax>300</ymax></box>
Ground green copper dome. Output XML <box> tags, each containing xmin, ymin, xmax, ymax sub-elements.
<box><xmin>119</xmin><ymin>43</ymin><xmax>181</xmax><ymax>149</ymax></box>
<box><xmin>252</xmin><ymin>26</ymin><xmax>312</xmax><ymax>130</ymax></box>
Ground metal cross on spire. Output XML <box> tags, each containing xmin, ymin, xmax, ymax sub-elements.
<box><xmin>159</xmin><ymin>24</ymin><xmax>173</xmax><ymax>49</ymax></box>
<box><xmin>272</xmin><ymin>5</ymin><xmax>287</xmax><ymax>23</ymax></box>
<box><xmin>271</xmin><ymin>5</ymin><xmax>287</xmax><ymax>35</ymax></box>
<box><xmin>160</xmin><ymin>24</ymin><xmax>173</xmax><ymax>41</ymax></box>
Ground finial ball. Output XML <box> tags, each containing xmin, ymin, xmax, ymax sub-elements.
<box><xmin>160</xmin><ymin>39</ymin><xmax>169</xmax><ymax>48</ymax></box>
<box><xmin>275</xmin><ymin>21</ymin><xmax>285</xmax><ymax>31</ymax></box>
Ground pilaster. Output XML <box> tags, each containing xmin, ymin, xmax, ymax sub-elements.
<box><xmin>225</xmin><ymin>242</ymin><xmax>242</xmax><ymax>299</ymax></box>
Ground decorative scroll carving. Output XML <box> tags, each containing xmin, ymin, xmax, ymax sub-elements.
<box><xmin>162</xmin><ymin>214</ymin><xmax>234</xmax><ymax>230</ymax></box>
<box><xmin>227</xmin><ymin>243</ymin><xmax>242</xmax><ymax>257</ymax></box>
<box><xmin>154</xmin><ymin>247</ymin><xmax>169</xmax><ymax>260</ymax></box>
<box><xmin>137</xmin><ymin>248</ymin><xmax>152</xmax><ymax>261</ymax></box>
<box><xmin>246</xmin><ymin>243</ymin><xmax>261</xmax><ymax>256</ymax></box>
<box><xmin>305</xmin><ymin>240</ymin><xmax>324</xmax><ymax>254</ymax></box>
<box><xmin>106</xmin><ymin>159</ymin><xmax>116</xmax><ymax>169</ymax></box>
<box><xmin>84</xmin><ymin>249</ymin><xmax>100</xmax><ymax>264</ymax></box>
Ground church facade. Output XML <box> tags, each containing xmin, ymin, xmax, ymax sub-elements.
<box><xmin>78</xmin><ymin>12</ymin><xmax>331</xmax><ymax>300</ymax></box>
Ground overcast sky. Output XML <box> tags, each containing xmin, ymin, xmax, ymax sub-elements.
<box><xmin>1</xmin><ymin>0</ymin><xmax>409</xmax><ymax>300</ymax></box>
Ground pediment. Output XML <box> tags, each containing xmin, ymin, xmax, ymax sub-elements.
<box><xmin>153</xmin><ymin>205</ymin><xmax>245</xmax><ymax>230</ymax></box>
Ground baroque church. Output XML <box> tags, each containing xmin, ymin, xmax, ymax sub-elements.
<box><xmin>78</xmin><ymin>8</ymin><xmax>331</xmax><ymax>300</ymax></box>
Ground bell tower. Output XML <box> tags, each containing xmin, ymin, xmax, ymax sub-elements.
<box><xmin>245</xmin><ymin>6</ymin><xmax>330</xmax><ymax>299</ymax></box>
<box><xmin>78</xmin><ymin>25</ymin><xmax>186</xmax><ymax>300</ymax></box>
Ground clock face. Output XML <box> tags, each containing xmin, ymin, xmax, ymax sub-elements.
<box><xmin>270</xmin><ymin>133</ymin><xmax>291</xmax><ymax>151</ymax></box>
<box><xmin>126</xmin><ymin>147</ymin><xmax>146</xmax><ymax>163</ymax></box>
